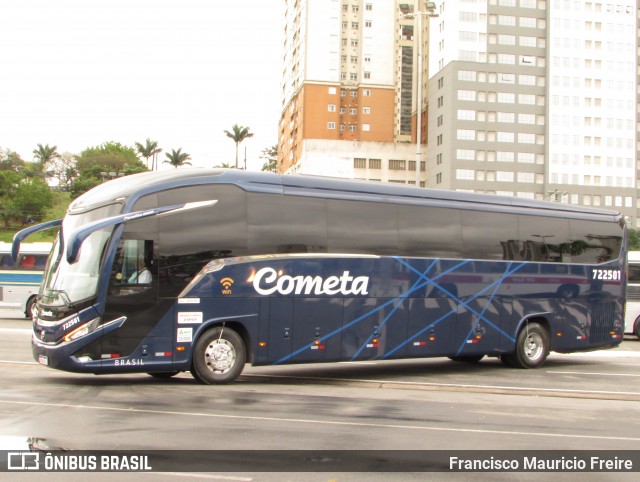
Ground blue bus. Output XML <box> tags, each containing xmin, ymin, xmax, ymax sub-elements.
<box><xmin>12</xmin><ymin>169</ymin><xmax>626</xmax><ymax>383</ymax></box>
<box><xmin>0</xmin><ymin>242</ymin><xmax>52</xmax><ymax>318</ymax></box>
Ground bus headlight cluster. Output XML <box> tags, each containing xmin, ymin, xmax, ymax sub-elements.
<box><xmin>63</xmin><ymin>317</ymin><xmax>101</xmax><ymax>343</ymax></box>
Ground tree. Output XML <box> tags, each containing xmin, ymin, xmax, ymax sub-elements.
<box><xmin>163</xmin><ymin>148</ymin><xmax>192</xmax><ymax>168</ymax></box>
<box><xmin>45</xmin><ymin>152</ymin><xmax>78</xmax><ymax>191</ymax></box>
<box><xmin>224</xmin><ymin>124</ymin><xmax>254</xmax><ymax>169</ymax></box>
<box><xmin>213</xmin><ymin>162</ymin><xmax>232</xmax><ymax>169</ymax></box>
<box><xmin>12</xmin><ymin>178</ymin><xmax>53</xmax><ymax>225</ymax></box>
<box><xmin>260</xmin><ymin>145</ymin><xmax>278</xmax><ymax>172</ymax></box>
<box><xmin>629</xmin><ymin>228</ymin><xmax>640</xmax><ymax>250</ymax></box>
<box><xmin>135</xmin><ymin>138</ymin><xmax>162</xmax><ymax>171</ymax></box>
<box><xmin>0</xmin><ymin>149</ymin><xmax>25</xmax><ymax>172</ymax></box>
<box><xmin>71</xmin><ymin>142</ymin><xmax>147</xmax><ymax>198</ymax></box>
<box><xmin>32</xmin><ymin>144</ymin><xmax>60</xmax><ymax>174</ymax></box>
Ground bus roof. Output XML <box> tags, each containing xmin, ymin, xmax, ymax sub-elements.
<box><xmin>69</xmin><ymin>168</ymin><xmax>623</xmax><ymax>223</ymax></box>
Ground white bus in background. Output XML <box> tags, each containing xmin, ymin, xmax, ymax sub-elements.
<box><xmin>0</xmin><ymin>242</ymin><xmax>52</xmax><ymax>318</ymax></box>
<box><xmin>625</xmin><ymin>251</ymin><xmax>640</xmax><ymax>339</ymax></box>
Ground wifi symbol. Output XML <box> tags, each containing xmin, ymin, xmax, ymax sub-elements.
<box><xmin>220</xmin><ymin>278</ymin><xmax>234</xmax><ymax>293</ymax></box>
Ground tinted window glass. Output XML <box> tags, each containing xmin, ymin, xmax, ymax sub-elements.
<box><xmin>518</xmin><ymin>215</ymin><xmax>571</xmax><ymax>262</ymax></box>
<box><xmin>399</xmin><ymin>205</ymin><xmax>463</xmax><ymax>258</ymax></box>
<box><xmin>461</xmin><ymin>210</ymin><xmax>518</xmax><ymax>260</ymax></box>
<box><xmin>248</xmin><ymin>193</ymin><xmax>327</xmax><ymax>254</ymax></box>
<box><xmin>0</xmin><ymin>255</ymin><xmax>14</xmax><ymax>269</ymax></box>
<box><xmin>570</xmin><ymin>219</ymin><xmax>622</xmax><ymax>263</ymax></box>
<box><xmin>629</xmin><ymin>265</ymin><xmax>640</xmax><ymax>283</ymax></box>
<box><xmin>327</xmin><ymin>200</ymin><xmax>399</xmax><ymax>255</ymax></box>
<box><xmin>157</xmin><ymin>185</ymin><xmax>248</xmax><ymax>258</ymax></box>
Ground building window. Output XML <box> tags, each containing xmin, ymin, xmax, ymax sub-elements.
<box><xmin>456</xmin><ymin>169</ymin><xmax>475</xmax><ymax>180</ymax></box>
<box><xmin>327</xmin><ymin>122</ymin><xmax>336</xmax><ymax>129</ymax></box>
<box><xmin>354</xmin><ymin>158</ymin><xmax>366</xmax><ymax>169</ymax></box>
<box><xmin>363</xmin><ymin>89</ymin><xmax>371</xmax><ymax>96</ymax></box>
<box><xmin>328</xmin><ymin>104</ymin><xmax>336</xmax><ymax>112</ymax></box>
<box><xmin>362</xmin><ymin>124</ymin><xmax>370</xmax><ymax>132</ymax></box>
<box><xmin>364</xmin><ymin>72</ymin><xmax>371</xmax><ymax>79</ymax></box>
<box><xmin>369</xmin><ymin>159</ymin><xmax>381</xmax><ymax>169</ymax></box>
<box><xmin>349</xmin><ymin>125</ymin><xmax>357</xmax><ymax>132</ymax></box>
<box><xmin>328</xmin><ymin>87</ymin><xmax>337</xmax><ymax>95</ymax></box>
<box><xmin>389</xmin><ymin>160</ymin><xmax>406</xmax><ymax>171</ymax></box>
<box><xmin>349</xmin><ymin>108</ymin><xmax>357</xmax><ymax>115</ymax></box>
<box><xmin>363</xmin><ymin>106</ymin><xmax>371</xmax><ymax>114</ymax></box>
<box><xmin>350</xmin><ymin>91</ymin><xmax>358</xmax><ymax>98</ymax></box>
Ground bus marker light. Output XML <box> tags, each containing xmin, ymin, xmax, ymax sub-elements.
<box><xmin>176</xmin><ymin>346</ymin><xmax>185</xmax><ymax>351</ymax></box>
<box><xmin>556</xmin><ymin>332</ymin><xmax>563</xmax><ymax>337</ymax></box>
<box><xmin>258</xmin><ymin>342</ymin><xmax>267</xmax><ymax>347</ymax></box>
<box><xmin>429</xmin><ymin>337</ymin><xmax>436</xmax><ymax>342</ymax></box>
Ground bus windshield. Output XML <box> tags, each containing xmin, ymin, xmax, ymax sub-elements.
<box><xmin>40</xmin><ymin>203</ymin><xmax>123</xmax><ymax>307</ymax></box>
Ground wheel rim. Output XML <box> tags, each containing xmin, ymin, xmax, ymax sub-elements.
<box><xmin>204</xmin><ymin>339</ymin><xmax>236</xmax><ymax>374</ymax></box>
<box><xmin>524</xmin><ymin>332</ymin><xmax>544</xmax><ymax>362</ymax></box>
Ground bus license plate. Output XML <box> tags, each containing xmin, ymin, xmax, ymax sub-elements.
<box><xmin>38</xmin><ymin>355</ymin><xmax>49</xmax><ymax>366</ymax></box>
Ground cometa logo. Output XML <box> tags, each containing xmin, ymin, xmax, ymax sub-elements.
<box><xmin>253</xmin><ymin>267</ymin><xmax>369</xmax><ymax>296</ymax></box>
<box><xmin>220</xmin><ymin>277</ymin><xmax>234</xmax><ymax>295</ymax></box>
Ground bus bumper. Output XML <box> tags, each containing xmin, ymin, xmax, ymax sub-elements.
<box><xmin>31</xmin><ymin>317</ymin><xmax>126</xmax><ymax>373</ymax></box>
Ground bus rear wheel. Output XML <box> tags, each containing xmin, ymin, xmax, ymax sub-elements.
<box><xmin>503</xmin><ymin>322</ymin><xmax>550</xmax><ymax>369</ymax></box>
<box><xmin>191</xmin><ymin>326</ymin><xmax>246</xmax><ymax>384</ymax></box>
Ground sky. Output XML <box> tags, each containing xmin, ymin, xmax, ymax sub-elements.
<box><xmin>0</xmin><ymin>0</ymin><xmax>283</xmax><ymax>171</ymax></box>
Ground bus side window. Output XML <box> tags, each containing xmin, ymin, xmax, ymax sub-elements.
<box><xmin>19</xmin><ymin>255</ymin><xmax>36</xmax><ymax>270</ymax></box>
<box><xmin>0</xmin><ymin>255</ymin><xmax>13</xmax><ymax>269</ymax></box>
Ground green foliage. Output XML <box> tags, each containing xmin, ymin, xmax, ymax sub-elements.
<box><xmin>260</xmin><ymin>145</ymin><xmax>278</xmax><ymax>172</ymax></box>
<box><xmin>164</xmin><ymin>148</ymin><xmax>192</xmax><ymax>168</ymax></box>
<box><xmin>628</xmin><ymin>228</ymin><xmax>640</xmax><ymax>250</ymax></box>
<box><xmin>70</xmin><ymin>142</ymin><xmax>148</xmax><ymax>198</ymax></box>
<box><xmin>135</xmin><ymin>138</ymin><xmax>162</xmax><ymax>171</ymax></box>
<box><xmin>224</xmin><ymin>124</ymin><xmax>254</xmax><ymax>169</ymax></box>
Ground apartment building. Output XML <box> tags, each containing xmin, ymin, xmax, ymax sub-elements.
<box><xmin>278</xmin><ymin>0</ymin><xmax>427</xmax><ymax>185</ymax></box>
<box><xmin>427</xmin><ymin>0</ymin><xmax>638</xmax><ymax>224</ymax></box>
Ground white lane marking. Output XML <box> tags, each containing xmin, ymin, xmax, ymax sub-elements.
<box><xmin>0</xmin><ymin>328</ymin><xmax>31</xmax><ymax>334</ymax></box>
<box><xmin>246</xmin><ymin>374</ymin><xmax>640</xmax><ymax>398</ymax></box>
<box><xmin>1</xmin><ymin>399</ymin><xmax>639</xmax><ymax>442</ymax></box>
<box><xmin>547</xmin><ymin>370</ymin><xmax>640</xmax><ymax>378</ymax></box>
<box><xmin>0</xmin><ymin>360</ymin><xmax>37</xmax><ymax>365</ymax></box>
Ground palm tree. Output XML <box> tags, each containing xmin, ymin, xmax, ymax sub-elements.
<box><xmin>213</xmin><ymin>162</ymin><xmax>232</xmax><ymax>169</ymax></box>
<box><xmin>135</xmin><ymin>138</ymin><xmax>162</xmax><ymax>171</ymax></box>
<box><xmin>32</xmin><ymin>143</ymin><xmax>59</xmax><ymax>175</ymax></box>
<box><xmin>163</xmin><ymin>148</ymin><xmax>192</xmax><ymax>168</ymax></box>
<box><xmin>224</xmin><ymin>124</ymin><xmax>254</xmax><ymax>169</ymax></box>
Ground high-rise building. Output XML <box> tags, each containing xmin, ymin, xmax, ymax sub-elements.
<box><xmin>427</xmin><ymin>0</ymin><xmax>638</xmax><ymax>224</ymax></box>
<box><xmin>278</xmin><ymin>0</ymin><xmax>427</xmax><ymax>185</ymax></box>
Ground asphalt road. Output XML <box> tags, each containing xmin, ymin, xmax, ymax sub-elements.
<box><xmin>0</xmin><ymin>310</ymin><xmax>639</xmax><ymax>481</ymax></box>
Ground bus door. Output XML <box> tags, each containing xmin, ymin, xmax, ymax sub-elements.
<box><xmin>100</xmin><ymin>238</ymin><xmax>171</xmax><ymax>367</ymax></box>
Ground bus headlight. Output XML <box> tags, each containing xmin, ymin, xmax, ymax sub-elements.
<box><xmin>63</xmin><ymin>317</ymin><xmax>101</xmax><ymax>343</ymax></box>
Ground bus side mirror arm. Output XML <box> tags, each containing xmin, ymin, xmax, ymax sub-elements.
<box><xmin>66</xmin><ymin>200</ymin><xmax>217</xmax><ymax>264</ymax></box>
<box><xmin>12</xmin><ymin>219</ymin><xmax>62</xmax><ymax>262</ymax></box>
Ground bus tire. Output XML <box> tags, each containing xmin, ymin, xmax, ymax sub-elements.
<box><xmin>448</xmin><ymin>355</ymin><xmax>484</xmax><ymax>363</ymax></box>
<box><xmin>634</xmin><ymin>317</ymin><xmax>640</xmax><ymax>340</ymax></box>
<box><xmin>25</xmin><ymin>296</ymin><xmax>37</xmax><ymax>319</ymax></box>
<box><xmin>191</xmin><ymin>326</ymin><xmax>246</xmax><ymax>384</ymax></box>
<box><xmin>504</xmin><ymin>322</ymin><xmax>550</xmax><ymax>369</ymax></box>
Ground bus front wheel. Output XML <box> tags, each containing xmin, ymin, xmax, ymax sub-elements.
<box><xmin>25</xmin><ymin>296</ymin><xmax>37</xmax><ymax>319</ymax></box>
<box><xmin>191</xmin><ymin>326</ymin><xmax>246</xmax><ymax>384</ymax></box>
<box><xmin>503</xmin><ymin>322</ymin><xmax>550</xmax><ymax>369</ymax></box>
